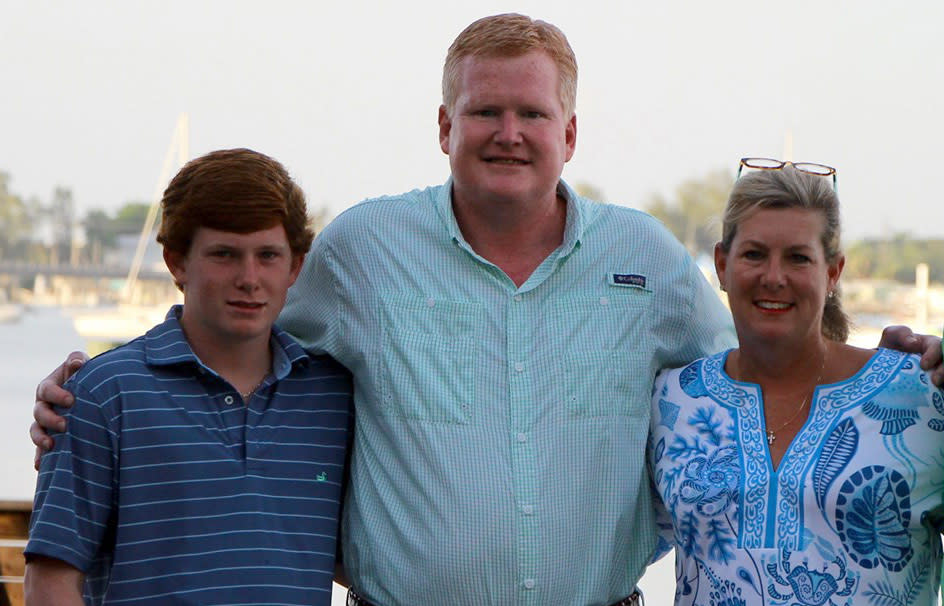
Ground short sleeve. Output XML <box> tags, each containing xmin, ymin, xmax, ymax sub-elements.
<box><xmin>280</xmin><ymin>231</ymin><xmax>337</xmax><ymax>355</ymax></box>
<box><xmin>25</xmin><ymin>379</ymin><xmax>118</xmax><ymax>572</ymax></box>
<box><xmin>690</xmin><ymin>263</ymin><xmax>736</xmax><ymax>356</ymax></box>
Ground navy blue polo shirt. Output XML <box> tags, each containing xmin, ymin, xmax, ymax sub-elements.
<box><xmin>27</xmin><ymin>306</ymin><xmax>352</xmax><ymax>605</ymax></box>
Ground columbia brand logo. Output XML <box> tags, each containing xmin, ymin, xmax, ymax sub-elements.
<box><xmin>611</xmin><ymin>274</ymin><xmax>646</xmax><ymax>288</ymax></box>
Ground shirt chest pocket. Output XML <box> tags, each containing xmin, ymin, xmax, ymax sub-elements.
<box><xmin>378</xmin><ymin>294</ymin><xmax>482</xmax><ymax>423</ymax></box>
<box><xmin>551</xmin><ymin>292</ymin><xmax>654</xmax><ymax>417</ymax></box>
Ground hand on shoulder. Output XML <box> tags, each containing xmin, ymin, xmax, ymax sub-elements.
<box><xmin>31</xmin><ymin>351</ymin><xmax>89</xmax><ymax>469</ymax></box>
<box><xmin>878</xmin><ymin>325</ymin><xmax>943</xmax><ymax>386</ymax></box>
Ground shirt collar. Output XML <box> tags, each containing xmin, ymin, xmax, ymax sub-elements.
<box><xmin>144</xmin><ymin>305</ymin><xmax>308</xmax><ymax>380</ymax></box>
<box><xmin>434</xmin><ymin>177</ymin><xmax>589</xmax><ymax>256</ymax></box>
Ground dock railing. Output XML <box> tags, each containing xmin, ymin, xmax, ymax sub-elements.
<box><xmin>0</xmin><ymin>500</ymin><xmax>30</xmax><ymax>606</ymax></box>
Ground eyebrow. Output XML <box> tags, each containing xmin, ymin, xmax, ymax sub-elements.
<box><xmin>740</xmin><ymin>239</ymin><xmax>815</xmax><ymax>250</ymax></box>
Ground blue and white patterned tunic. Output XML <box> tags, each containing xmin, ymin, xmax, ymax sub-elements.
<box><xmin>649</xmin><ymin>348</ymin><xmax>944</xmax><ymax>606</ymax></box>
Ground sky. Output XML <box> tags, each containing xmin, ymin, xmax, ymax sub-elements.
<box><xmin>1</xmin><ymin>0</ymin><xmax>942</xmax><ymax>242</ymax></box>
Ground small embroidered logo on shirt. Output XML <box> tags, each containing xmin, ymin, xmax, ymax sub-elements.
<box><xmin>316</xmin><ymin>472</ymin><xmax>327</xmax><ymax>482</ymax></box>
<box><xmin>610</xmin><ymin>273</ymin><xmax>647</xmax><ymax>288</ymax></box>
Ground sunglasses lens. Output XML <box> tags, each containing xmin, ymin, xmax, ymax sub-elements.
<box><xmin>793</xmin><ymin>162</ymin><xmax>835</xmax><ymax>176</ymax></box>
<box><xmin>742</xmin><ymin>157</ymin><xmax>783</xmax><ymax>169</ymax></box>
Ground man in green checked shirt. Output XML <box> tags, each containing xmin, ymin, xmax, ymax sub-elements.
<box><xmin>32</xmin><ymin>13</ymin><xmax>944</xmax><ymax>606</ymax></box>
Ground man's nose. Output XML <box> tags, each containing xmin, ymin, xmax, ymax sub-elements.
<box><xmin>236</xmin><ymin>257</ymin><xmax>260</xmax><ymax>289</ymax></box>
<box><xmin>494</xmin><ymin>112</ymin><xmax>523</xmax><ymax>144</ymax></box>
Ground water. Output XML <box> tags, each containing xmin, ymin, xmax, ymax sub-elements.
<box><xmin>0</xmin><ymin>306</ymin><xmax>676</xmax><ymax>604</ymax></box>
<box><xmin>0</xmin><ymin>305</ymin><xmax>87</xmax><ymax>502</ymax></box>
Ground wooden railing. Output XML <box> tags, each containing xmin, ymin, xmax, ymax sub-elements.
<box><xmin>0</xmin><ymin>501</ymin><xmax>30</xmax><ymax>606</ymax></box>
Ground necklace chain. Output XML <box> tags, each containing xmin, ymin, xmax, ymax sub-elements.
<box><xmin>734</xmin><ymin>349</ymin><xmax>827</xmax><ymax>445</ymax></box>
<box><xmin>240</xmin><ymin>377</ymin><xmax>266</xmax><ymax>400</ymax></box>
<box><xmin>766</xmin><ymin>351</ymin><xmax>826</xmax><ymax>445</ymax></box>
<box><xmin>766</xmin><ymin>395</ymin><xmax>810</xmax><ymax>445</ymax></box>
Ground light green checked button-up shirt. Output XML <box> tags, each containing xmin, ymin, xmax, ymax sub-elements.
<box><xmin>280</xmin><ymin>179</ymin><xmax>735</xmax><ymax>606</ymax></box>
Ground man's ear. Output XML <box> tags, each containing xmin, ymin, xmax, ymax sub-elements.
<box><xmin>563</xmin><ymin>113</ymin><xmax>577</xmax><ymax>162</ymax></box>
<box><xmin>438</xmin><ymin>105</ymin><xmax>452</xmax><ymax>155</ymax></box>
<box><xmin>288</xmin><ymin>254</ymin><xmax>305</xmax><ymax>287</ymax></box>
<box><xmin>163</xmin><ymin>248</ymin><xmax>187</xmax><ymax>289</ymax></box>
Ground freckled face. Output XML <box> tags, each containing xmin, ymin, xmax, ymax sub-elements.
<box><xmin>438</xmin><ymin>51</ymin><xmax>577</xmax><ymax>210</ymax></box>
<box><xmin>164</xmin><ymin>225</ymin><xmax>302</xmax><ymax>350</ymax></box>
<box><xmin>715</xmin><ymin>207</ymin><xmax>843</xmax><ymax>348</ymax></box>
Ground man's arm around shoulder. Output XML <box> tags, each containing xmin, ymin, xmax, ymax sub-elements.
<box><xmin>24</xmin><ymin>556</ymin><xmax>85</xmax><ymax>606</ymax></box>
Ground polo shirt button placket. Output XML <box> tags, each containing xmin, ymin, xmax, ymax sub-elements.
<box><xmin>509</xmin><ymin>295</ymin><xmax>536</xmax><ymax>599</ymax></box>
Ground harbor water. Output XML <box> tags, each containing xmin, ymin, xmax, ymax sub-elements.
<box><xmin>0</xmin><ymin>306</ymin><xmax>87</xmax><ymax>502</ymax></box>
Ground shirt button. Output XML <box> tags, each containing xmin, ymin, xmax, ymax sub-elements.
<box><xmin>523</xmin><ymin>579</ymin><xmax>535</xmax><ymax>590</ymax></box>
<box><xmin>223</xmin><ymin>395</ymin><xmax>235</xmax><ymax>405</ymax></box>
<box><xmin>514</xmin><ymin>362</ymin><xmax>524</xmax><ymax>372</ymax></box>
<box><xmin>513</xmin><ymin>294</ymin><xmax>523</xmax><ymax>302</ymax></box>
<box><xmin>516</xmin><ymin>432</ymin><xmax>527</xmax><ymax>443</ymax></box>
<box><xmin>426</xmin><ymin>298</ymin><xmax>435</xmax><ymax>307</ymax></box>
<box><xmin>599</xmin><ymin>296</ymin><xmax>609</xmax><ymax>306</ymax></box>
<box><xmin>523</xmin><ymin>504</ymin><xmax>534</xmax><ymax>515</ymax></box>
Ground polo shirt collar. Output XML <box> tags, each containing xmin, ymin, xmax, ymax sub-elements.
<box><xmin>144</xmin><ymin>305</ymin><xmax>308</xmax><ymax>381</ymax></box>
<box><xmin>269</xmin><ymin>324</ymin><xmax>311</xmax><ymax>379</ymax></box>
<box><xmin>435</xmin><ymin>177</ymin><xmax>588</xmax><ymax>257</ymax></box>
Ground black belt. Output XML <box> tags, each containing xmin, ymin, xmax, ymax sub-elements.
<box><xmin>347</xmin><ymin>587</ymin><xmax>643</xmax><ymax>606</ymax></box>
<box><xmin>346</xmin><ymin>588</ymin><xmax>373</xmax><ymax>606</ymax></box>
<box><xmin>612</xmin><ymin>591</ymin><xmax>644</xmax><ymax>606</ymax></box>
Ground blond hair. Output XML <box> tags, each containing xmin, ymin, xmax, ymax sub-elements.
<box><xmin>442</xmin><ymin>13</ymin><xmax>578</xmax><ymax>118</ymax></box>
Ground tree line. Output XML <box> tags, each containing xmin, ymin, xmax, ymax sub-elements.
<box><xmin>0</xmin><ymin>171</ymin><xmax>152</xmax><ymax>265</ymax></box>
<box><xmin>581</xmin><ymin>170</ymin><xmax>944</xmax><ymax>285</ymax></box>
<box><xmin>0</xmin><ymin>170</ymin><xmax>330</xmax><ymax>268</ymax></box>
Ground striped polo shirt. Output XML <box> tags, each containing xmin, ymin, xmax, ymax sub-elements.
<box><xmin>280</xmin><ymin>179</ymin><xmax>736</xmax><ymax>606</ymax></box>
<box><xmin>26</xmin><ymin>306</ymin><xmax>352</xmax><ymax>605</ymax></box>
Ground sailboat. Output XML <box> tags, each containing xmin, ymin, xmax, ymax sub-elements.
<box><xmin>72</xmin><ymin>114</ymin><xmax>188</xmax><ymax>348</ymax></box>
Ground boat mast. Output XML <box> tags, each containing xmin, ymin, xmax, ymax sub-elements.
<box><xmin>121</xmin><ymin>113</ymin><xmax>189</xmax><ymax>302</ymax></box>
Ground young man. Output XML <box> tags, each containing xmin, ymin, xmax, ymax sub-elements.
<box><xmin>25</xmin><ymin>149</ymin><xmax>351</xmax><ymax>605</ymax></box>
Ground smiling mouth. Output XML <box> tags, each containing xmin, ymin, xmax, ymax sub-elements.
<box><xmin>755</xmin><ymin>301</ymin><xmax>791</xmax><ymax>311</ymax></box>
<box><xmin>485</xmin><ymin>157</ymin><xmax>529</xmax><ymax>165</ymax></box>
<box><xmin>229</xmin><ymin>301</ymin><xmax>265</xmax><ymax>310</ymax></box>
